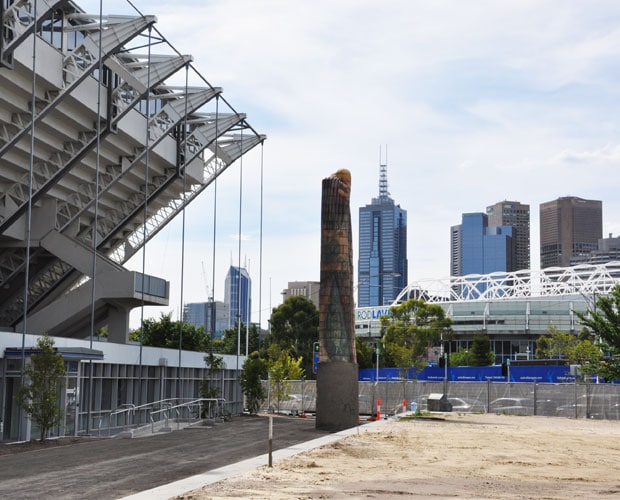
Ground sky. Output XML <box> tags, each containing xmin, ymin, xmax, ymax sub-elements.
<box><xmin>81</xmin><ymin>1</ymin><xmax>620</xmax><ymax>329</ymax></box>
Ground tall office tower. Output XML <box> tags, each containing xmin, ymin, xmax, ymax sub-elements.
<box><xmin>183</xmin><ymin>300</ymin><xmax>229</xmax><ymax>339</ymax></box>
<box><xmin>539</xmin><ymin>197</ymin><xmax>602</xmax><ymax>268</ymax></box>
<box><xmin>486</xmin><ymin>200</ymin><xmax>530</xmax><ymax>271</ymax></box>
<box><xmin>358</xmin><ymin>161</ymin><xmax>408</xmax><ymax>307</ymax></box>
<box><xmin>224</xmin><ymin>266</ymin><xmax>251</xmax><ymax>328</ymax></box>
<box><xmin>451</xmin><ymin>213</ymin><xmax>515</xmax><ymax>276</ymax></box>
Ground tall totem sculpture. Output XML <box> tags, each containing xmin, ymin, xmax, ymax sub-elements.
<box><xmin>316</xmin><ymin>169</ymin><xmax>359</xmax><ymax>431</ymax></box>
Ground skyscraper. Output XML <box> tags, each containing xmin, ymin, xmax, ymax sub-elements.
<box><xmin>224</xmin><ymin>266</ymin><xmax>251</xmax><ymax>328</ymax></box>
<box><xmin>358</xmin><ymin>160</ymin><xmax>408</xmax><ymax>307</ymax></box>
<box><xmin>539</xmin><ymin>197</ymin><xmax>602</xmax><ymax>268</ymax></box>
<box><xmin>486</xmin><ymin>200</ymin><xmax>530</xmax><ymax>271</ymax></box>
<box><xmin>457</xmin><ymin>213</ymin><xmax>515</xmax><ymax>275</ymax></box>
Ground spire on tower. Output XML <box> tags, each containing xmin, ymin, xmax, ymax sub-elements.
<box><xmin>379</xmin><ymin>145</ymin><xmax>390</xmax><ymax>199</ymax></box>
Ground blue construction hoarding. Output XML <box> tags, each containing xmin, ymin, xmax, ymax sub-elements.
<box><xmin>358</xmin><ymin>365</ymin><xmax>612</xmax><ymax>383</ymax></box>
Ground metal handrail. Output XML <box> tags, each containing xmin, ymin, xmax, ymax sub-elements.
<box><xmin>148</xmin><ymin>398</ymin><xmax>226</xmax><ymax>433</ymax></box>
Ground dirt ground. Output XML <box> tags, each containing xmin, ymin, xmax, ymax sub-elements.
<box><xmin>179</xmin><ymin>413</ymin><xmax>620</xmax><ymax>499</ymax></box>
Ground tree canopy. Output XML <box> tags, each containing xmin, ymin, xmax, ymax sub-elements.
<box><xmin>215</xmin><ymin>322</ymin><xmax>261</xmax><ymax>356</ymax></box>
<box><xmin>130</xmin><ymin>312</ymin><xmax>211</xmax><ymax>352</ymax></box>
<box><xmin>535</xmin><ymin>325</ymin><xmax>604</xmax><ymax>379</ymax></box>
<box><xmin>575</xmin><ymin>286</ymin><xmax>620</xmax><ymax>352</ymax></box>
<box><xmin>575</xmin><ymin>285</ymin><xmax>620</xmax><ymax>381</ymax></box>
<box><xmin>265</xmin><ymin>296</ymin><xmax>318</xmax><ymax>377</ymax></box>
<box><xmin>380</xmin><ymin>298</ymin><xmax>453</xmax><ymax>374</ymax></box>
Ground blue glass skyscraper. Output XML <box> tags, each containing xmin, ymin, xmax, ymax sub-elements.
<box><xmin>461</xmin><ymin>213</ymin><xmax>515</xmax><ymax>275</ymax></box>
<box><xmin>224</xmin><ymin>266</ymin><xmax>251</xmax><ymax>328</ymax></box>
<box><xmin>358</xmin><ymin>161</ymin><xmax>408</xmax><ymax>307</ymax></box>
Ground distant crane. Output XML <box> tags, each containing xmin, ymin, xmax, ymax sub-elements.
<box><xmin>201</xmin><ymin>261</ymin><xmax>211</xmax><ymax>300</ymax></box>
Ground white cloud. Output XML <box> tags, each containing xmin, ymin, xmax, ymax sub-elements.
<box><xmin>79</xmin><ymin>0</ymin><xmax>620</xmax><ymax>328</ymax></box>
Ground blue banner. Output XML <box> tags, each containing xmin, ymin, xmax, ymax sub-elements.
<box><xmin>358</xmin><ymin>365</ymin><xmax>596</xmax><ymax>383</ymax></box>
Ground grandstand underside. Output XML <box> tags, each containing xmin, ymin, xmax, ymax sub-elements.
<box><xmin>0</xmin><ymin>0</ymin><xmax>264</xmax><ymax>342</ymax></box>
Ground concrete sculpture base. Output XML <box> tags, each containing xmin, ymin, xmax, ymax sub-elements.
<box><xmin>316</xmin><ymin>361</ymin><xmax>359</xmax><ymax>431</ymax></box>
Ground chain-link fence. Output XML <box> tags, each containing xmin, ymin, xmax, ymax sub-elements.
<box><xmin>260</xmin><ymin>380</ymin><xmax>620</xmax><ymax>420</ymax></box>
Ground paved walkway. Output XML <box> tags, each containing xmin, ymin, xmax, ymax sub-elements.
<box><xmin>0</xmin><ymin>415</ymin><xmax>385</xmax><ymax>499</ymax></box>
<box><xmin>124</xmin><ymin>418</ymin><xmax>385</xmax><ymax>499</ymax></box>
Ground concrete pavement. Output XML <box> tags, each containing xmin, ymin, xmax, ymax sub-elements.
<box><xmin>123</xmin><ymin>417</ymin><xmax>386</xmax><ymax>499</ymax></box>
<box><xmin>0</xmin><ymin>415</ymin><xmax>386</xmax><ymax>500</ymax></box>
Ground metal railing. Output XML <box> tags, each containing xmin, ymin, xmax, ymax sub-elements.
<box><xmin>149</xmin><ymin>398</ymin><xmax>226</xmax><ymax>433</ymax></box>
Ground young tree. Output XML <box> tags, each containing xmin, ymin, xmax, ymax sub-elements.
<box><xmin>201</xmin><ymin>352</ymin><xmax>224</xmax><ymax>399</ymax></box>
<box><xmin>17</xmin><ymin>334</ymin><xmax>66</xmax><ymax>441</ymax></box>
<box><xmin>267</xmin><ymin>345</ymin><xmax>304</xmax><ymax>412</ymax></box>
<box><xmin>535</xmin><ymin>325</ymin><xmax>604</xmax><ymax>379</ymax></box>
<box><xmin>535</xmin><ymin>326</ymin><xmax>577</xmax><ymax>359</ymax></box>
<box><xmin>470</xmin><ymin>334</ymin><xmax>495</xmax><ymax>366</ymax></box>
<box><xmin>448</xmin><ymin>349</ymin><xmax>471</xmax><ymax>366</ymax></box>
<box><xmin>240</xmin><ymin>352</ymin><xmax>267</xmax><ymax>414</ymax></box>
<box><xmin>568</xmin><ymin>340</ymin><xmax>603</xmax><ymax>378</ymax></box>
<box><xmin>380</xmin><ymin>298</ymin><xmax>453</xmax><ymax>377</ymax></box>
<box><xmin>356</xmin><ymin>340</ymin><xmax>374</xmax><ymax>369</ymax></box>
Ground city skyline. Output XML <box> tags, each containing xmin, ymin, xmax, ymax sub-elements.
<box><xmin>109</xmin><ymin>0</ymin><xmax>620</xmax><ymax>329</ymax></box>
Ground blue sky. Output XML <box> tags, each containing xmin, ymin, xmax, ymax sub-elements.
<box><xmin>81</xmin><ymin>1</ymin><xmax>620</xmax><ymax>328</ymax></box>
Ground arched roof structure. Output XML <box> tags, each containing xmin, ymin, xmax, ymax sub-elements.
<box><xmin>395</xmin><ymin>262</ymin><xmax>620</xmax><ymax>304</ymax></box>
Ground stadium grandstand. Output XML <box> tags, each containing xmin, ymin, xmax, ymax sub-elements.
<box><xmin>1</xmin><ymin>0</ymin><xmax>263</xmax><ymax>441</ymax></box>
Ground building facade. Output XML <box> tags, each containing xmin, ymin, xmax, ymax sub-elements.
<box><xmin>451</xmin><ymin>213</ymin><xmax>516</xmax><ymax>276</ymax></box>
<box><xmin>540</xmin><ymin>196</ymin><xmax>602</xmax><ymax>268</ymax></box>
<box><xmin>224</xmin><ymin>266</ymin><xmax>251</xmax><ymax>328</ymax></box>
<box><xmin>358</xmin><ymin>162</ymin><xmax>408</xmax><ymax>307</ymax></box>
<box><xmin>183</xmin><ymin>300</ymin><xmax>230</xmax><ymax>339</ymax></box>
<box><xmin>281</xmin><ymin>281</ymin><xmax>320</xmax><ymax>309</ymax></box>
<box><xmin>450</xmin><ymin>225</ymin><xmax>462</xmax><ymax>276</ymax></box>
<box><xmin>570</xmin><ymin>233</ymin><xmax>620</xmax><ymax>266</ymax></box>
<box><xmin>486</xmin><ymin>200</ymin><xmax>530</xmax><ymax>271</ymax></box>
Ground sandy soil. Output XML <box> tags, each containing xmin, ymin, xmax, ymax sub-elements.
<box><xmin>179</xmin><ymin>413</ymin><xmax>620</xmax><ymax>499</ymax></box>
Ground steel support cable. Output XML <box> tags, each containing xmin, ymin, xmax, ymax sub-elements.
<box><xmin>246</xmin><ymin>258</ymin><xmax>250</xmax><ymax>357</ymax></box>
<box><xmin>19</xmin><ymin>0</ymin><xmax>39</xmax><ymax>443</ymax></box>
<box><xmin>258</xmin><ymin>142</ymin><xmax>264</xmax><ymax>355</ymax></box>
<box><xmin>209</xmin><ymin>96</ymin><xmax>219</xmax><ymax>352</ymax></box>
<box><xmin>236</xmin><ymin>130</ymin><xmax>244</xmax><ymax>375</ymax></box>
<box><xmin>138</xmin><ymin>24</ymin><xmax>153</xmax><ymax>407</ymax></box>
<box><xmin>86</xmin><ymin>0</ymin><xmax>105</xmax><ymax>437</ymax></box>
<box><xmin>177</xmin><ymin>61</ymin><xmax>191</xmax><ymax>403</ymax></box>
